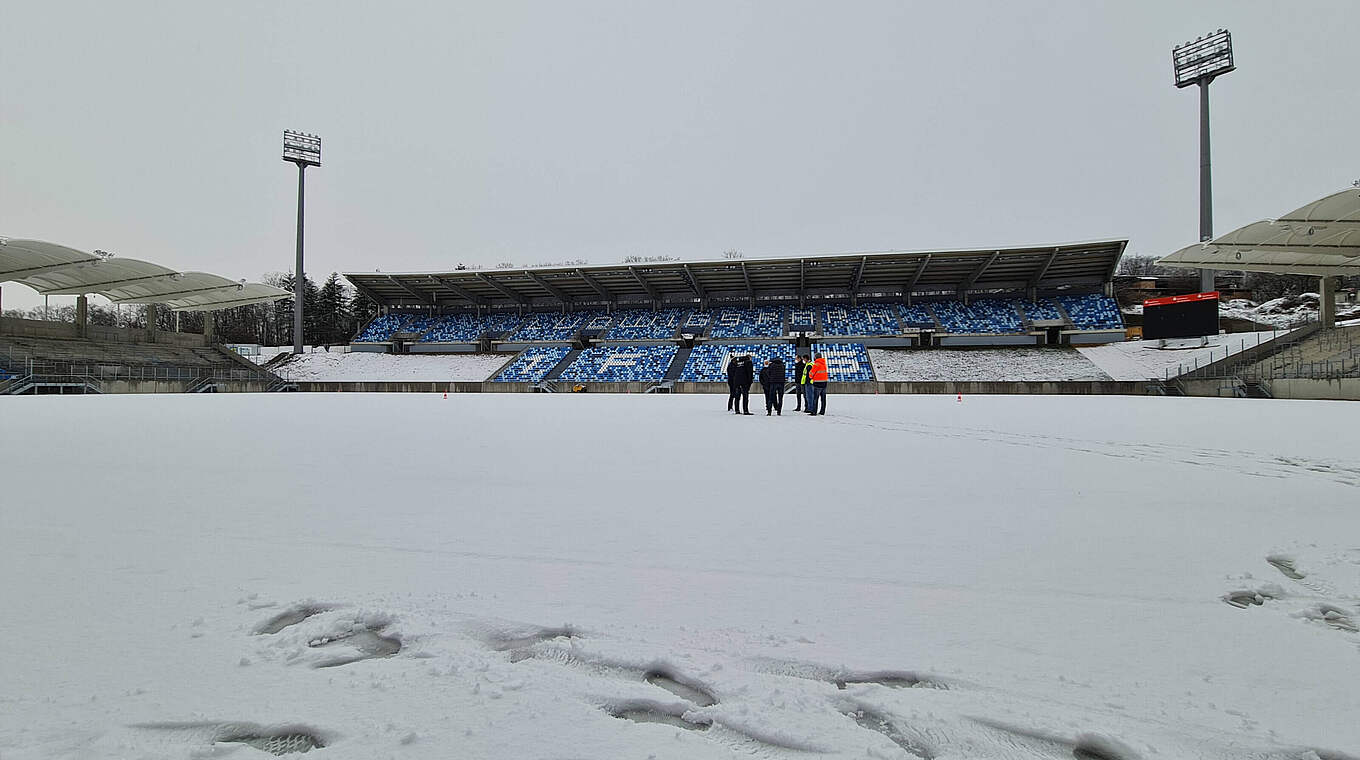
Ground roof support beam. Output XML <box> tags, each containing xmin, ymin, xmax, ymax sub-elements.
<box><xmin>1028</xmin><ymin>249</ymin><xmax>1059</xmax><ymax>290</ymax></box>
<box><xmin>958</xmin><ymin>251</ymin><xmax>1000</xmax><ymax>298</ymax></box>
<box><xmin>739</xmin><ymin>261</ymin><xmax>754</xmax><ymax>306</ymax></box>
<box><xmin>848</xmin><ymin>256</ymin><xmax>867</xmax><ymax>306</ymax></box>
<box><xmin>348</xmin><ymin>280</ymin><xmax>388</xmax><ymax>308</ymax></box>
<box><xmin>107</xmin><ymin>283</ymin><xmax>245</xmax><ymax>304</ymax></box>
<box><xmin>0</xmin><ymin>260</ymin><xmax>98</xmax><ymax>280</ymax></box>
<box><xmin>433</xmin><ymin>276</ymin><xmax>483</xmax><ymax>305</ymax></box>
<box><xmin>40</xmin><ymin>271</ymin><xmax>185</xmax><ymax>296</ymax></box>
<box><xmin>388</xmin><ymin>275</ymin><xmax>434</xmax><ymax>305</ymax></box>
<box><xmin>476</xmin><ymin>273</ymin><xmax>528</xmax><ymax>304</ymax></box>
<box><xmin>576</xmin><ymin>268</ymin><xmax>613</xmax><ymax>301</ymax></box>
<box><xmin>1106</xmin><ymin>241</ymin><xmax>1128</xmax><ymax>283</ymax></box>
<box><xmin>794</xmin><ymin>259</ymin><xmax>805</xmax><ymax>307</ymax></box>
<box><xmin>629</xmin><ymin>267</ymin><xmax>660</xmax><ymax>303</ymax></box>
<box><xmin>680</xmin><ymin>264</ymin><xmax>705</xmax><ymax>299</ymax></box>
<box><xmin>905</xmin><ymin>254</ymin><xmax>932</xmax><ymax>301</ymax></box>
<box><xmin>524</xmin><ymin>271</ymin><xmax>572</xmax><ymax>303</ymax></box>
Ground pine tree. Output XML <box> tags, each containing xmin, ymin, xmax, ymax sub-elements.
<box><xmin>317</xmin><ymin>273</ymin><xmax>347</xmax><ymax>345</ymax></box>
<box><xmin>349</xmin><ymin>288</ymin><xmax>377</xmax><ymax>339</ymax></box>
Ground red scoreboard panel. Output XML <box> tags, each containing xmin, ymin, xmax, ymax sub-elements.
<box><xmin>1143</xmin><ymin>292</ymin><xmax>1219</xmax><ymax>339</ymax></box>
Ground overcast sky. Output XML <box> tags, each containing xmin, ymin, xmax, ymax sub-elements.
<box><xmin>3</xmin><ymin>1</ymin><xmax>1357</xmax><ymax>310</ymax></box>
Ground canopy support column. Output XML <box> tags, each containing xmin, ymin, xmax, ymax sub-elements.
<box><xmin>1320</xmin><ymin>276</ymin><xmax>1335</xmax><ymax>329</ymax></box>
<box><xmin>203</xmin><ymin>311</ymin><xmax>216</xmax><ymax>344</ymax></box>
<box><xmin>145</xmin><ymin>303</ymin><xmax>158</xmax><ymax>344</ymax></box>
<box><xmin>76</xmin><ymin>295</ymin><xmax>88</xmax><ymax>338</ymax></box>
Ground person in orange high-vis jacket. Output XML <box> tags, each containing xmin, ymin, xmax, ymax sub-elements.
<box><xmin>805</xmin><ymin>353</ymin><xmax>829</xmax><ymax>415</ymax></box>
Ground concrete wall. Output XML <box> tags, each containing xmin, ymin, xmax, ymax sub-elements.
<box><xmin>409</xmin><ymin>343</ymin><xmax>481</xmax><ymax>354</ymax></box>
<box><xmin>939</xmin><ymin>334</ymin><xmax>1039</xmax><ymax>347</ymax></box>
<box><xmin>295</xmin><ymin>381</ymin><xmax>533</xmax><ymax>393</ymax></box>
<box><xmin>294</xmin><ymin>380</ymin><xmax>1149</xmax><ymax>395</ymax></box>
<box><xmin>1267</xmin><ymin>378</ymin><xmax>1360</xmax><ymax>401</ymax></box>
<box><xmin>11</xmin><ymin>379</ymin><xmax>271</xmax><ymax>394</ymax></box>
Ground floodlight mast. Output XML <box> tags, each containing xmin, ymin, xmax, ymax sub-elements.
<box><xmin>282</xmin><ymin>130</ymin><xmax>321</xmax><ymax>354</ymax></box>
<box><xmin>1173</xmin><ymin>30</ymin><xmax>1234</xmax><ymax>292</ymax></box>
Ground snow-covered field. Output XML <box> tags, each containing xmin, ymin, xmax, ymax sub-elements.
<box><xmin>2</xmin><ymin>394</ymin><xmax>1358</xmax><ymax>759</ymax></box>
<box><xmin>870</xmin><ymin>348</ymin><xmax>1111</xmax><ymax>382</ymax></box>
<box><xmin>1079</xmin><ymin>330</ymin><xmax>1289</xmax><ymax>381</ymax></box>
<box><xmin>273</xmin><ymin>351</ymin><xmax>512</xmax><ymax>382</ymax></box>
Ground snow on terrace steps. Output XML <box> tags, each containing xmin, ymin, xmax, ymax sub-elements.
<box><xmin>273</xmin><ymin>351</ymin><xmax>511</xmax><ymax>382</ymax></box>
<box><xmin>1078</xmin><ymin>329</ymin><xmax>1290</xmax><ymax>381</ymax></box>
<box><xmin>869</xmin><ymin>347</ymin><xmax>1111</xmax><ymax>382</ymax></box>
<box><xmin>3</xmin><ymin>395</ymin><xmax>1359</xmax><ymax>758</ymax></box>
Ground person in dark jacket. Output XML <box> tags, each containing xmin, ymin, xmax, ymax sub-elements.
<box><xmin>728</xmin><ymin>354</ymin><xmax>754</xmax><ymax>415</ymax></box>
<box><xmin>726</xmin><ymin>358</ymin><xmax>737</xmax><ymax>411</ymax></box>
<box><xmin>789</xmin><ymin>355</ymin><xmax>807</xmax><ymax>411</ymax></box>
<box><xmin>759</xmin><ymin>357</ymin><xmax>786</xmax><ymax>415</ymax></box>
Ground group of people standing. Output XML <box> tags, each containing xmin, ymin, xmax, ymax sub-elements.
<box><xmin>725</xmin><ymin>353</ymin><xmax>829</xmax><ymax>416</ymax></box>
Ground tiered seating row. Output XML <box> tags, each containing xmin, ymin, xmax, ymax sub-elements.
<box><xmin>492</xmin><ymin>346</ymin><xmax>572</xmax><ymax>382</ymax></box>
<box><xmin>820</xmin><ymin>306</ymin><xmax>899</xmax><ymax>336</ymax></box>
<box><xmin>678</xmin><ymin>343</ymin><xmax>798</xmax><ymax>382</ymax></box>
<box><xmin>559</xmin><ymin>345</ymin><xmax>678</xmax><ymax>382</ymax></box>
<box><xmin>676</xmin><ymin>343</ymin><xmax>873</xmax><ymax>382</ymax></box>
<box><xmin>605</xmin><ymin>308</ymin><xmax>688</xmax><ymax>340</ymax></box>
<box><xmin>812</xmin><ymin>343</ymin><xmax>875</xmax><ymax>382</ymax></box>
<box><xmin>354</xmin><ymin>295</ymin><xmax>1123</xmax><ymax>342</ymax></box>
<box><xmin>1058</xmin><ymin>294</ymin><xmax>1124</xmax><ymax>330</ymax></box>
<box><xmin>709</xmin><ymin>308</ymin><xmax>785</xmax><ymax>338</ymax></box>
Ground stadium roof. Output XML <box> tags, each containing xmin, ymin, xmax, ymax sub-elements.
<box><xmin>1159</xmin><ymin>188</ymin><xmax>1360</xmax><ymax>275</ymax></box>
<box><xmin>0</xmin><ymin>237</ymin><xmax>292</xmax><ymax>311</ymax></box>
<box><xmin>345</xmin><ymin>240</ymin><xmax>1126</xmax><ymax>309</ymax></box>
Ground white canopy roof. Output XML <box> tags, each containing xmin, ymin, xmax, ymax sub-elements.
<box><xmin>0</xmin><ymin>237</ymin><xmax>291</xmax><ymax>311</ymax></box>
<box><xmin>1159</xmin><ymin>189</ymin><xmax>1360</xmax><ymax>275</ymax></box>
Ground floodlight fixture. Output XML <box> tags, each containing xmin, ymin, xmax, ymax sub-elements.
<box><xmin>1173</xmin><ymin>30</ymin><xmax>1234</xmax><ymax>88</ymax></box>
<box><xmin>282</xmin><ymin>130</ymin><xmax>322</xmax><ymax>167</ymax></box>
<box><xmin>1172</xmin><ymin>29</ymin><xmax>1235</xmax><ymax>292</ymax></box>
<box><xmin>282</xmin><ymin>129</ymin><xmax>322</xmax><ymax>353</ymax></box>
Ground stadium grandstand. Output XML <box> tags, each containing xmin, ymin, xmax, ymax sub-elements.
<box><xmin>0</xmin><ymin>237</ymin><xmax>293</xmax><ymax>394</ymax></box>
<box><xmin>344</xmin><ymin>241</ymin><xmax>1127</xmax><ymax>388</ymax></box>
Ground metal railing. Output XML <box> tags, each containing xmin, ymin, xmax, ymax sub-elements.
<box><xmin>1166</xmin><ymin>323</ymin><xmax>1360</xmax><ymax>383</ymax></box>
<box><xmin>1161</xmin><ymin>325</ymin><xmax>1305</xmax><ymax>381</ymax></box>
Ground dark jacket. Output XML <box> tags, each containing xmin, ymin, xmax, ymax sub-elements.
<box><xmin>730</xmin><ymin>356</ymin><xmax>754</xmax><ymax>387</ymax></box>
<box><xmin>792</xmin><ymin>359</ymin><xmax>807</xmax><ymax>385</ymax></box>
<box><xmin>759</xmin><ymin>358</ymin><xmax>786</xmax><ymax>388</ymax></box>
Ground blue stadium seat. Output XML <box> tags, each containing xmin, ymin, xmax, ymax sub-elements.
<box><xmin>483</xmin><ymin>313</ymin><xmax>524</xmax><ymax>337</ymax></box>
<box><xmin>420</xmin><ymin>313</ymin><xmax>489</xmax><ymax>342</ymax></box>
<box><xmin>353</xmin><ymin>314</ymin><xmax>410</xmax><ymax>342</ymax></box>
<box><xmin>559</xmin><ymin>345</ymin><xmax>679</xmax><ymax>382</ymax></box>
<box><xmin>581</xmin><ymin>312</ymin><xmax>615</xmax><ymax>333</ymax></box>
<box><xmin>787</xmin><ymin>308</ymin><xmax>816</xmax><ymax>332</ymax></box>
<box><xmin>677</xmin><ymin>343</ymin><xmax>798</xmax><ymax>382</ymax></box>
<box><xmin>709</xmin><ymin>307</ymin><xmax>785</xmax><ymax>338</ymax></box>
<box><xmin>812</xmin><ymin>343</ymin><xmax>875</xmax><ymax>381</ymax></box>
<box><xmin>509</xmin><ymin>311</ymin><xmax>605</xmax><ymax>342</ymax></box>
<box><xmin>1057</xmin><ymin>294</ymin><xmax>1124</xmax><ymax>330</ymax></box>
<box><xmin>493</xmin><ymin>346</ymin><xmax>573</xmax><ymax>382</ymax></box>
<box><xmin>680</xmin><ymin>311</ymin><xmax>712</xmax><ymax>335</ymax></box>
<box><xmin>605</xmin><ymin>308</ymin><xmax>690</xmax><ymax>340</ymax></box>
<box><xmin>897</xmin><ymin>303</ymin><xmax>938</xmax><ymax>329</ymax></box>
<box><xmin>1020</xmin><ymin>299</ymin><xmax>1066</xmax><ymax>322</ymax></box>
<box><xmin>400</xmin><ymin>316</ymin><xmax>438</xmax><ymax>338</ymax></box>
<box><xmin>820</xmin><ymin>305</ymin><xmax>899</xmax><ymax>336</ymax></box>
<box><xmin>932</xmin><ymin>299</ymin><xmax>1023</xmax><ymax>334</ymax></box>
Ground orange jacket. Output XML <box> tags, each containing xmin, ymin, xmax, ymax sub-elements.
<box><xmin>808</xmin><ymin>356</ymin><xmax>829</xmax><ymax>382</ymax></box>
